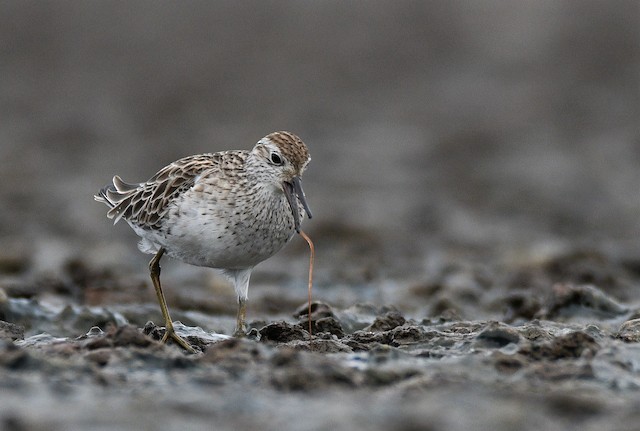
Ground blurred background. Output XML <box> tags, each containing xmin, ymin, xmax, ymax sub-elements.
<box><xmin>0</xmin><ymin>1</ymin><xmax>638</xmax><ymax>318</ymax></box>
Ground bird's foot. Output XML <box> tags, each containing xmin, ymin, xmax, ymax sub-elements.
<box><xmin>161</xmin><ymin>324</ymin><xmax>197</xmax><ymax>354</ymax></box>
<box><xmin>233</xmin><ymin>325</ymin><xmax>247</xmax><ymax>338</ymax></box>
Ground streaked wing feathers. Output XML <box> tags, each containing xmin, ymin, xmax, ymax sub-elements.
<box><xmin>96</xmin><ymin>153</ymin><xmax>222</xmax><ymax>229</ymax></box>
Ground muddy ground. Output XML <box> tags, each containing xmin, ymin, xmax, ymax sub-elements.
<box><xmin>1</xmin><ymin>2</ymin><xmax>640</xmax><ymax>431</ymax></box>
<box><xmin>3</xmin><ymin>245</ymin><xmax>640</xmax><ymax>431</ymax></box>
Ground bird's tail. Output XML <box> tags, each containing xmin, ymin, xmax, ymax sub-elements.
<box><xmin>94</xmin><ymin>176</ymin><xmax>142</xmax><ymax>224</ymax></box>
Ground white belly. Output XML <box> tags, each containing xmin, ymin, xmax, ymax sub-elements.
<box><xmin>133</xmin><ymin>184</ymin><xmax>298</xmax><ymax>269</ymax></box>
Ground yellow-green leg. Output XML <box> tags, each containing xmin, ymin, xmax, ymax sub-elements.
<box><xmin>233</xmin><ymin>297</ymin><xmax>247</xmax><ymax>337</ymax></box>
<box><xmin>149</xmin><ymin>248</ymin><xmax>196</xmax><ymax>353</ymax></box>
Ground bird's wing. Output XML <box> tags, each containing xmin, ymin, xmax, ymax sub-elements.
<box><xmin>96</xmin><ymin>153</ymin><xmax>225</xmax><ymax>229</ymax></box>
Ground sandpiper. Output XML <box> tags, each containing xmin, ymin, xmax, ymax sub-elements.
<box><xmin>95</xmin><ymin>131</ymin><xmax>312</xmax><ymax>352</ymax></box>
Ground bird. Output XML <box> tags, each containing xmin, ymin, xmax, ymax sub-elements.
<box><xmin>94</xmin><ymin>131</ymin><xmax>312</xmax><ymax>352</ymax></box>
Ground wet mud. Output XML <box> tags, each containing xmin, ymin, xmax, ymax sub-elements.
<box><xmin>2</xmin><ymin>246</ymin><xmax>640</xmax><ymax>431</ymax></box>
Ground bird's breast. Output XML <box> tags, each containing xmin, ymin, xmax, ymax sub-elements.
<box><xmin>158</xmin><ymin>183</ymin><xmax>297</xmax><ymax>269</ymax></box>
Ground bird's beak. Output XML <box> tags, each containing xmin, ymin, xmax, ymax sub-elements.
<box><xmin>283</xmin><ymin>176</ymin><xmax>312</xmax><ymax>233</ymax></box>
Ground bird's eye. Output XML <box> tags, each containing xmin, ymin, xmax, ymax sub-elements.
<box><xmin>270</xmin><ymin>153</ymin><xmax>283</xmax><ymax>165</ymax></box>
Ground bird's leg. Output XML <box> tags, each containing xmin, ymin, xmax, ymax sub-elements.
<box><xmin>233</xmin><ymin>297</ymin><xmax>247</xmax><ymax>337</ymax></box>
<box><xmin>229</xmin><ymin>269</ymin><xmax>252</xmax><ymax>337</ymax></box>
<box><xmin>149</xmin><ymin>248</ymin><xmax>196</xmax><ymax>353</ymax></box>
